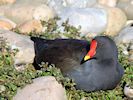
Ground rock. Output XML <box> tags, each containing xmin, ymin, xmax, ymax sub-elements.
<box><xmin>57</xmin><ymin>7</ymin><xmax>108</xmax><ymax>36</ymax></box>
<box><xmin>15</xmin><ymin>0</ymin><xmax>48</xmax><ymax>5</ymax></box>
<box><xmin>115</xmin><ymin>27</ymin><xmax>133</xmax><ymax>44</ymax></box>
<box><xmin>0</xmin><ymin>20</ymin><xmax>13</xmax><ymax>30</ymax></box>
<box><xmin>98</xmin><ymin>6</ymin><xmax>127</xmax><ymax>36</ymax></box>
<box><xmin>33</xmin><ymin>4</ymin><xmax>55</xmax><ymax>21</ymax></box>
<box><xmin>64</xmin><ymin>0</ymin><xmax>97</xmax><ymax>8</ymax></box>
<box><xmin>0</xmin><ymin>16</ymin><xmax>16</xmax><ymax>30</ymax></box>
<box><xmin>0</xmin><ymin>29</ymin><xmax>35</xmax><ymax>69</ymax></box>
<box><xmin>17</xmin><ymin>20</ymin><xmax>43</xmax><ymax>34</ymax></box>
<box><xmin>124</xmin><ymin>84</ymin><xmax>133</xmax><ymax>99</ymax></box>
<box><xmin>0</xmin><ymin>85</ymin><xmax>6</xmax><ymax>93</ymax></box>
<box><xmin>47</xmin><ymin>0</ymin><xmax>64</xmax><ymax>14</ymax></box>
<box><xmin>105</xmin><ymin>7</ymin><xmax>127</xmax><ymax>36</ymax></box>
<box><xmin>47</xmin><ymin>0</ymin><xmax>97</xmax><ymax>15</ymax></box>
<box><xmin>1</xmin><ymin>3</ymin><xmax>55</xmax><ymax>24</ymax></box>
<box><xmin>0</xmin><ymin>6</ymin><xmax>6</xmax><ymax>16</ymax></box>
<box><xmin>0</xmin><ymin>0</ymin><xmax>16</xmax><ymax>5</ymax></box>
<box><xmin>13</xmin><ymin>76</ymin><xmax>67</xmax><ymax>100</ymax></box>
<box><xmin>47</xmin><ymin>0</ymin><xmax>97</xmax><ymax>14</ymax></box>
<box><xmin>126</xmin><ymin>20</ymin><xmax>133</xmax><ymax>27</ymax></box>
<box><xmin>98</xmin><ymin>0</ymin><xmax>118</xmax><ymax>7</ymax></box>
<box><xmin>3</xmin><ymin>4</ymin><xmax>35</xmax><ymax>24</ymax></box>
<box><xmin>117</xmin><ymin>0</ymin><xmax>133</xmax><ymax>20</ymax></box>
<box><xmin>115</xmin><ymin>26</ymin><xmax>133</xmax><ymax>61</ymax></box>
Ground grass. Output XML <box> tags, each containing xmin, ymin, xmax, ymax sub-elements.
<box><xmin>0</xmin><ymin>18</ymin><xmax>133</xmax><ymax>100</ymax></box>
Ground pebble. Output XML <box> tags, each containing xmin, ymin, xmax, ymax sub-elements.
<box><xmin>0</xmin><ymin>0</ymin><xmax>16</xmax><ymax>5</ymax></box>
<box><xmin>17</xmin><ymin>20</ymin><xmax>43</xmax><ymax>34</ymax></box>
<box><xmin>64</xmin><ymin>0</ymin><xmax>97</xmax><ymax>8</ymax></box>
<box><xmin>115</xmin><ymin>27</ymin><xmax>133</xmax><ymax>44</ymax></box>
<box><xmin>98</xmin><ymin>0</ymin><xmax>118</xmax><ymax>7</ymax></box>
<box><xmin>117</xmin><ymin>0</ymin><xmax>133</xmax><ymax>20</ymax></box>
<box><xmin>124</xmin><ymin>84</ymin><xmax>133</xmax><ymax>99</ymax></box>
<box><xmin>57</xmin><ymin>7</ymin><xmax>107</xmax><ymax>36</ymax></box>
<box><xmin>0</xmin><ymin>85</ymin><xmax>6</xmax><ymax>93</ymax></box>
<box><xmin>0</xmin><ymin>16</ymin><xmax>16</xmax><ymax>30</ymax></box>
<box><xmin>15</xmin><ymin>0</ymin><xmax>47</xmax><ymax>5</ymax></box>
<box><xmin>100</xmin><ymin>6</ymin><xmax>127</xmax><ymax>36</ymax></box>
<box><xmin>13</xmin><ymin>76</ymin><xmax>67</xmax><ymax>100</ymax></box>
<box><xmin>33</xmin><ymin>4</ymin><xmax>55</xmax><ymax>21</ymax></box>
<box><xmin>115</xmin><ymin>26</ymin><xmax>133</xmax><ymax>61</ymax></box>
<box><xmin>0</xmin><ymin>29</ymin><xmax>35</xmax><ymax>68</ymax></box>
<box><xmin>47</xmin><ymin>0</ymin><xmax>64</xmax><ymax>14</ymax></box>
<box><xmin>47</xmin><ymin>0</ymin><xmax>97</xmax><ymax>14</ymax></box>
<box><xmin>1</xmin><ymin>3</ymin><xmax>55</xmax><ymax>24</ymax></box>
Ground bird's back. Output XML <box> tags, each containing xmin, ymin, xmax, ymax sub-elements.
<box><xmin>31</xmin><ymin>37</ymin><xmax>90</xmax><ymax>72</ymax></box>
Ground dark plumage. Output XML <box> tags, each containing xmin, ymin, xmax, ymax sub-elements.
<box><xmin>31</xmin><ymin>36</ymin><xmax>124</xmax><ymax>92</ymax></box>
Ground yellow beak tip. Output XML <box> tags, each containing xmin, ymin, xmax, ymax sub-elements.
<box><xmin>84</xmin><ymin>56</ymin><xmax>90</xmax><ymax>61</ymax></box>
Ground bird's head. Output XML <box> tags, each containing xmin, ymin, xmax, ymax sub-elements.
<box><xmin>83</xmin><ymin>36</ymin><xmax>118</xmax><ymax>62</ymax></box>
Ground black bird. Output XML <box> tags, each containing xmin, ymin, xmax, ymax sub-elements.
<box><xmin>31</xmin><ymin>36</ymin><xmax>124</xmax><ymax>92</ymax></box>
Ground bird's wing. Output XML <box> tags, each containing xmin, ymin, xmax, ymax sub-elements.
<box><xmin>31</xmin><ymin>37</ymin><xmax>90</xmax><ymax>72</ymax></box>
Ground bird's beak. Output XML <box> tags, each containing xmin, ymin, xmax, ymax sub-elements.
<box><xmin>84</xmin><ymin>55</ymin><xmax>90</xmax><ymax>61</ymax></box>
<box><xmin>82</xmin><ymin>39</ymin><xmax>97</xmax><ymax>62</ymax></box>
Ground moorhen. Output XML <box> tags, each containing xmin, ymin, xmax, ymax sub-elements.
<box><xmin>31</xmin><ymin>36</ymin><xmax>124</xmax><ymax>92</ymax></box>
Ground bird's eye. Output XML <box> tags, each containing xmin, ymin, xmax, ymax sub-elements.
<box><xmin>92</xmin><ymin>57</ymin><xmax>97</xmax><ymax>59</ymax></box>
<box><xmin>98</xmin><ymin>42</ymin><xmax>104</xmax><ymax>47</ymax></box>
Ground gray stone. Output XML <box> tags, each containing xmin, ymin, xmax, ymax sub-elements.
<box><xmin>124</xmin><ymin>84</ymin><xmax>133</xmax><ymax>99</ymax></box>
<box><xmin>0</xmin><ymin>16</ymin><xmax>16</xmax><ymax>30</ymax></box>
<box><xmin>0</xmin><ymin>85</ymin><xmax>6</xmax><ymax>93</ymax></box>
<box><xmin>57</xmin><ymin>7</ymin><xmax>107</xmax><ymax>36</ymax></box>
<box><xmin>47</xmin><ymin>0</ymin><xmax>65</xmax><ymax>14</ymax></box>
<box><xmin>117</xmin><ymin>0</ymin><xmax>133</xmax><ymax>20</ymax></box>
<box><xmin>0</xmin><ymin>1</ymin><xmax>55</xmax><ymax>24</ymax></box>
<box><xmin>0</xmin><ymin>29</ymin><xmax>35</xmax><ymax>69</ymax></box>
<box><xmin>0</xmin><ymin>0</ymin><xmax>15</xmax><ymax>5</ymax></box>
<box><xmin>115</xmin><ymin>27</ymin><xmax>133</xmax><ymax>44</ymax></box>
<box><xmin>115</xmin><ymin>26</ymin><xmax>133</xmax><ymax>61</ymax></box>
<box><xmin>17</xmin><ymin>20</ymin><xmax>43</xmax><ymax>34</ymax></box>
<box><xmin>97</xmin><ymin>5</ymin><xmax>127</xmax><ymax>36</ymax></box>
<box><xmin>13</xmin><ymin>76</ymin><xmax>67</xmax><ymax>100</ymax></box>
<box><xmin>15</xmin><ymin>0</ymin><xmax>48</xmax><ymax>5</ymax></box>
<box><xmin>64</xmin><ymin>0</ymin><xmax>97</xmax><ymax>8</ymax></box>
<box><xmin>98</xmin><ymin>0</ymin><xmax>118</xmax><ymax>7</ymax></box>
<box><xmin>47</xmin><ymin>0</ymin><xmax>97</xmax><ymax>14</ymax></box>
